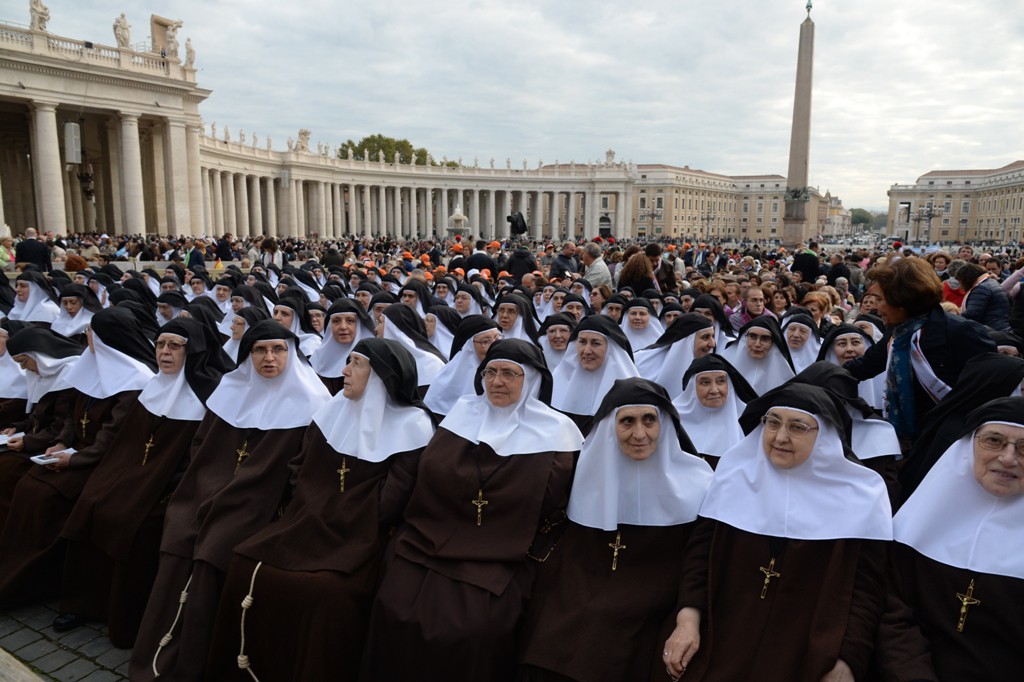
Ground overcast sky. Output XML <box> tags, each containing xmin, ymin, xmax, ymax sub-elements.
<box><xmin>23</xmin><ymin>0</ymin><xmax>1024</xmax><ymax>210</ymax></box>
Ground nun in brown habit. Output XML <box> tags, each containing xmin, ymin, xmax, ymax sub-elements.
<box><xmin>362</xmin><ymin>339</ymin><xmax>584</xmax><ymax>682</ymax></box>
<box><xmin>205</xmin><ymin>338</ymin><xmax>434</xmax><ymax>681</ymax></box>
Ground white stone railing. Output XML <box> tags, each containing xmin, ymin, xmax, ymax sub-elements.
<box><xmin>0</xmin><ymin>23</ymin><xmax>195</xmax><ymax>83</ymax></box>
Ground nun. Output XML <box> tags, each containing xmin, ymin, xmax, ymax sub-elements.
<box><xmin>362</xmin><ymin>340</ymin><xmax>583</xmax><ymax>682</ymax></box>
<box><xmin>879</xmin><ymin>398</ymin><xmax>1024</xmax><ymax>682</ymax></box>
<box><xmin>662</xmin><ymin>384</ymin><xmax>892</xmax><ymax>682</ymax></box>
<box><xmin>550</xmin><ymin>315</ymin><xmax>640</xmax><ymax>436</ymax></box>
<box><xmin>424</xmin><ymin>315</ymin><xmax>501</xmax><ymax>418</ymax></box>
<box><xmin>9</xmin><ymin>271</ymin><xmax>60</xmax><ymax>324</ymax></box>
<box><xmin>377</xmin><ymin>304</ymin><xmax>447</xmax><ymax>392</ymax></box>
<box><xmin>425</xmin><ymin>305</ymin><xmax>461</xmax><ymax>360</ymax></box>
<box><xmin>817</xmin><ymin>324</ymin><xmax>886</xmax><ymax>412</ymax></box>
<box><xmin>156</xmin><ymin>291</ymin><xmax>188</xmax><ymax>327</ymax></box>
<box><xmin>0</xmin><ymin>307</ymin><xmax>157</xmax><ymax>607</ymax></box>
<box><xmin>0</xmin><ymin>320</ymin><xmax>28</xmax><ymax>426</ymax></box>
<box><xmin>206</xmin><ymin>339</ymin><xmax>435</xmax><ymax>682</ymax></box>
<box><xmin>634</xmin><ymin>313</ymin><xmax>717</xmax><ymax>392</ymax></box>
<box><xmin>273</xmin><ymin>295</ymin><xmax>322</xmax><ymax>357</ymax></box>
<box><xmin>519</xmin><ymin>378</ymin><xmax>713</xmax><ymax>681</ymax></box>
<box><xmin>494</xmin><ymin>293</ymin><xmax>542</xmax><ymax>345</ymax></box>
<box><xmin>51</xmin><ymin>284</ymin><xmax>102</xmax><ymax>342</ymax></box>
<box><xmin>672</xmin><ymin>354</ymin><xmax>758</xmax><ymax>464</ymax></box>
<box><xmin>222</xmin><ymin>307</ymin><xmax>270</xmax><ymax>364</ymax></box>
<box><xmin>691</xmin><ymin>293</ymin><xmax>736</xmax><ymax>350</ymax></box>
<box><xmin>309</xmin><ymin>299</ymin><xmax>376</xmax><ymax>394</ymax></box>
<box><xmin>399</xmin><ymin>279</ymin><xmax>434</xmax><ymax>318</ymax></box>
<box><xmin>58</xmin><ymin>318</ymin><xmax>232</xmax><ymax>646</ymax></box>
<box><xmin>781</xmin><ymin>312</ymin><xmax>822</xmax><ymax>374</ymax></box>
<box><xmin>454</xmin><ymin>282</ymin><xmax>490</xmax><ymax>318</ymax></box>
<box><xmin>537</xmin><ymin>312</ymin><xmax>577</xmax><ymax>371</ymax></box>
<box><xmin>130</xmin><ymin>321</ymin><xmax>330</xmax><ymax>682</ymax></box>
<box><xmin>0</xmin><ymin>326</ymin><xmax>81</xmax><ymax>528</ymax></box>
<box><xmin>620</xmin><ymin>298</ymin><xmax>664</xmax><ymax>353</ymax></box>
<box><xmin>720</xmin><ymin>317</ymin><xmax>796</xmax><ymax>396</ymax></box>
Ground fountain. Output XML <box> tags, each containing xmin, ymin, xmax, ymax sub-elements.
<box><xmin>447</xmin><ymin>205</ymin><xmax>472</xmax><ymax>237</ymax></box>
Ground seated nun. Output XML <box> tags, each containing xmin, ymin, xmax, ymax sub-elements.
<box><xmin>425</xmin><ymin>305</ymin><xmax>461</xmax><ymax>359</ymax></box>
<box><xmin>130</xmin><ymin>320</ymin><xmax>330</xmax><ymax>682</ymax></box>
<box><xmin>720</xmin><ymin>317</ymin><xmax>796</xmax><ymax>395</ymax></box>
<box><xmin>9</xmin><ymin>271</ymin><xmax>60</xmax><ymax>324</ymax></box>
<box><xmin>519</xmin><ymin>378</ymin><xmax>713</xmax><ymax>682</ymax></box>
<box><xmin>619</xmin><ymin>298</ymin><xmax>664</xmax><ymax>353</ymax></box>
<box><xmin>663</xmin><ymin>384</ymin><xmax>892</xmax><ymax>682</ymax></box>
<box><xmin>816</xmin><ymin>323</ymin><xmax>886</xmax><ymax>412</ymax></box>
<box><xmin>424</xmin><ymin>315</ymin><xmax>501</xmax><ymax>419</ymax></box>
<box><xmin>493</xmin><ymin>293</ymin><xmax>542</xmax><ymax>345</ymax></box>
<box><xmin>673</xmin><ymin>354</ymin><xmax>758</xmax><ymax>465</ymax></box>
<box><xmin>781</xmin><ymin>311</ymin><xmax>822</xmax><ymax>374</ymax></box>
<box><xmin>207</xmin><ymin>339</ymin><xmax>436</xmax><ymax>682</ymax></box>
<box><xmin>377</xmin><ymin>303</ymin><xmax>447</xmax><ymax>393</ymax></box>
<box><xmin>50</xmin><ymin>284</ymin><xmax>101</xmax><ymax>344</ymax></box>
<box><xmin>156</xmin><ymin>291</ymin><xmax>188</xmax><ymax>327</ymax></box>
<box><xmin>222</xmin><ymin>306</ymin><xmax>270</xmax><ymax>364</ymax></box>
<box><xmin>309</xmin><ymin>299</ymin><xmax>376</xmax><ymax>394</ymax></box>
<box><xmin>550</xmin><ymin>315</ymin><xmax>640</xmax><ymax>436</ymax></box>
<box><xmin>273</xmin><ymin>295</ymin><xmax>322</xmax><ymax>357</ymax></box>
<box><xmin>537</xmin><ymin>312</ymin><xmax>577</xmax><ymax>371</ymax></box>
<box><xmin>879</xmin><ymin>398</ymin><xmax>1024</xmax><ymax>682</ymax></box>
<box><xmin>362</xmin><ymin>340</ymin><xmax>583</xmax><ymax>682</ymax></box>
<box><xmin>0</xmin><ymin>320</ymin><xmax>28</xmax><ymax>427</ymax></box>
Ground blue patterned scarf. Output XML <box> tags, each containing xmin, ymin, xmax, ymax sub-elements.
<box><xmin>885</xmin><ymin>316</ymin><xmax>926</xmax><ymax>439</ymax></box>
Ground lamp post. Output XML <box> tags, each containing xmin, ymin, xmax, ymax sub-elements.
<box><xmin>910</xmin><ymin>204</ymin><xmax>942</xmax><ymax>243</ymax></box>
<box><xmin>701</xmin><ymin>211</ymin><xmax>716</xmax><ymax>242</ymax></box>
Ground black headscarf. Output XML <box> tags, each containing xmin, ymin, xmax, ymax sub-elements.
<box><xmin>493</xmin><ymin>292</ymin><xmax>542</xmax><ymax>344</ymax></box>
<box><xmin>0</xmin><ymin>277</ymin><xmax>15</xmax><ymax>315</ymax></box>
<box><xmin>326</xmin><ymin>298</ymin><xmax>375</xmax><ymax>334</ymax></box>
<box><xmin>90</xmin><ymin>306</ymin><xmax>159</xmax><ymax>372</ymax></box>
<box><xmin>275</xmin><ymin>295</ymin><xmax>318</xmax><ymax>335</ymax></box>
<box><xmin>682</xmin><ymin>354</ymin><xmax>759</xmax><ymax>403</ymax></box>
<box><xmin>645</xmin><ymin>312</ymin><xmax>713</xmax><ymax>350</ymax></box>
<box><xmin>569</xmin><ymin>313</ymin><xmax>634</xmax><ymax>360</ymax></box>
<box><xmin>472</xmin><ymin>338</ymin><xmax>554</xmax><ymax>404</ymax></box>
<box><xmin>118</xmin><ymin>301</ymin><xmax>160</xmax><ymax>342</ymax></box>
<box><xmin>237</xmin><ymin>319</ymin><xmax>303</xmax><ymax>365</ymax></box>
<box><xmin>158</xmin><ymin>291</ymin><xmax>189</xmax><ymax>310</ymax></box>
<box><xmin>449</xmin><ymin>315</ymin><xmax>500</xmax><ymax>359</ymax></box>
<box><xmin>159</xmin><ymin>317</ymin><xmax>234</xmax><ymax>402</ymax></box>
<box><xmin>538</xmin><ymin>312</ymin><xmax>578</xmax><ymax>336</ymax></box>
<box><xmin>187</xmin><ymin>295</ymin><xmax>226</xmax><ymax>322</ymax></box>
<box><xmin>351</xmin><ymin>338</ymin><xmax>432</xmax><ymax>419</ymax></box>
<box><xmin>593</xmin><ymin>377</ymin><xmax>697</xmax><ymax>453</ymax></box>
<box><xmin>58</xmin><ymin>283</ymin><xmax>103</xmax><ymax>313</ymax></box>
<box><xmin>727</xmin><ymin>316</ymin><xmax>795</xmax><ymax>371</ymax></box>
<box><xmin>16</xmin><ymin>270</ymin><xmax>58</xmax><ymax>301</ymax></box>
<box><xmin>7</xmin><ymin>325</ymin><xmax>84</xmax><ymax>359</ymax></box>
<box><xmin>739</xmin><ymin>383</ymin><xmax>852</xmax><ymax>445</ymax></box>
<box><xmin>382</xmin><ymin>304</ymin><xmax>447</xmax><ymax>362</ymax></box>
<box><xmin>692</xmin><ymin>294</ymin><xmax>734</xmax><ymax>338</ymax></box>
<box><xmin>427</xmin><ymin>305</ymin><xmax>462</xmax><ymax>336</ymax></box>
<box><xmin>121</xmin><ymin>277</ymin><xmax>158</xmax><ymax>310</ymax></box>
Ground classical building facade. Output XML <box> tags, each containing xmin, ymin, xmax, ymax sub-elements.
<box><xmin>887</xmin><ymin>161</ymin><xmax>1024</xmax><ymax>244</ymax></box>
<box><xmin>1</xmin><ymin>6</ymin><xmax>842</xmax><ymax>244</ymax></box>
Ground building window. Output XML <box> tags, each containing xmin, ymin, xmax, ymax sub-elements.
<box><xmin>601</xmin><ymin>196</ymin><xmax>609</xmax><ymax>209</ymax></box>
<box><xmin>656</xmin><ymin>197</ymin><xmax>664</xmax><ymax>210</ymax></box>
<box><xmin>771</xmin><ymin>202</ymin><xmax>779</xmax><ymax>213</ymax></box>
<box><xmin>757</xmin><ymin>202</ymin><xmax>764</xmax><ymax>213</ymax></box>
<box><xmin>743</xmin><ymin>202</ymin><xmax>749</xmax><ymax>213</ymax></box>
<box><xmin>771</xmin><ymin>217</ymin><xmax>777</xmax><ymax>223</ymax></box>
<box><xmin>640</xmin><ymin>197</ymin><xmax>647</xmax><ymax>210</ymax></box>
<box><xmin>943</xmin><ymin>201</ymin><xmax>952</xmax><ymax>213</ymax></box>
<box><xmin>941</xmin><ymin>218</ymin><xmax>950</xmax><ymax>225</ymax></box>
<box><xmin>961</xmin><ymin>200</ymin><xmax>970</xmax><ymax>213</ymax></box>
<box><xmin>756</xmin><ymin>218</ymin><xmax>763</xmax><ymax>224</ymax></box>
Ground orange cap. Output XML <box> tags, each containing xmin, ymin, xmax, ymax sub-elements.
<box><xmin>450</xmin><ymin>243</ymin><xmax>463</xmax><ymax>252</ymax></box>
<box><xmin>402</xmin><ymin>251</ymin><xmax>413</xmax><ymax>259</ymax></box>
<box><xmin>454</xmin><ymin>268</ymin><xmax>465</xmax><ymax>275</ymax></box>
<box><xmin>488</xmin><ymin>241</ymin><xmax>501</xmax><ymax>249</ymax></box>
<box><xmin>498</xmin><ymin>271</ymin><xmax>512</xmax><ymax>279</ymax></box>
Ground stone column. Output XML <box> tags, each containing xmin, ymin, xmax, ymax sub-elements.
<box><xmin>622</xmin><ymin>187</ymin><xmax>634</xmax><ymax>239</ymax></box>
<box><xmin>333</xmin><ymin>184</ymin><xmax>343</xmax><ymax>237</ymax></box>
<box><xmin>584</xmin><ymin>190</ymin><xmax>597</xmax><ymax>239</ymax></box>
<box><xmin>615</xmin><ymin>190</ymin><xmax>624</xmax><ymax>238</ymax></box>
<box><xmin>66</xmin><ymin>168</ymin><xmax>83</xmax><ymax>233</ymax></box>
<box><xmin>148</xmin><ymin>127</ymin><xmax>168</xmax><ymax>233</ymax></box>
<box><xmin>425</xmin><ymin>189</ymin><xmax>434</xmax><ymax>237</ymax></box>
<box><xmin>392</xmin><ymin>186</ymin><xmax>402</xmax><ymax>239</ymax></box>
<box><xmin>567</xmin><ymin>190</ymin><xmax>577</xmax><ymax>238</ymax></box>
<box><xmin>499</xmin><ymin>191</ymin><xmax>511</xmax><ymax>239</ymax></box>
<box><xmin>549</xmin><ymin>192</ymin><xmax>560</xmax><ymax>240</ymax></box>
<box><xmin>469</xmin><ymin>189</ymin><xmax>480</xmax><ymax>239</ymax></box>
<box><xmin>532</xmin><ymin>191</ymin><xmax>544</xmax><ymax>241</ymax></box>
<box><xmin>347</xmin><ymin>184</ymin><xmax>358</xmax><ymax>237</ymax></box>
<box><xmin>164</xmin><ymin>120</ymin><xmax>191</xmax><ymax>235</ymax></box>
<box><xmin>408</xmin><ymin>187</ymin><xmax>418</xmax><ymax>238</ymax></box>
<box><xmin>250</xmin><ymin>176</ymin><xmax>264</xmax><ymax>236</ymax></box>
<box><xmin>324</xmin><ymin>182</ymin><xmax>333</xmax><ymax>238</ymax></box>
<box><xmin>439</xmin><ymin>188</ymin><xmax>449</xmax><ymax>235</ymax></box>
<box><xmin>361</xmin><ymin>185</ymin><xmax>372</xmax><ymax>239</ymax></box>
<box><xmin>235</xmin><ymin>173</ymin><xmax>250</xmax><ymax>238</ymax></box>
<box><xmin>223</xmin><ymin>172</ymin><xmax>236</xmax><ymax>234</ymax></box>
<box><xmin>481</xmin><ymin>191</ymin><xmax>492</xmax><ymax>239</ymax></box>
<box><xmin>185</xmin><ymin>123</ymin><xmax>203</xmax><ymax>235</ymax></box>
<box><xmin>29</xmin><ymin>102</ymin><xmax>68</xmax><ymax>234</ymax></box>
<box><xmin>296</xmin><ymin>181</ymin><xmax>306</xmax><ymax>237</ymax></box>
<box><xmin>286</xmin><ymin>177</ymin><xmax>298</xmax><ymax>237</ymax></box>
<box><xmin>374</xmin><ymin>185</ymin><xmax>384</xmax><ymax>237</ymax></box>
<box><xmin>265</xmin><ymin>178</ymin><xmax>277</xmax><ymax>237</ymax></box>
<box><xmin>117</xmin><ymin>112</ymin><xmax>146</xmax><ymax>235</ymax></box>
<box><xmin>212</xmin><ymin>171</ymin><xmax>225</xmax><ymax>233</ymax></box>
<box><xmin>103</xmin><ymin>118</ymin><xmax>123</xmax><ymax>232</ymax></box>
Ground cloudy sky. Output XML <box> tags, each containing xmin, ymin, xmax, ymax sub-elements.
<box><xmin>26</xmin><ymin>0</ymin><xmax>1024</xmax><ymax>210</ymax></box>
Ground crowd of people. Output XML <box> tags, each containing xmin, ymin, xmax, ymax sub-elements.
<box><xmin>0</xmin><ymin>225</ymin><xmax>1022</xmax><ymax>681</ymax></box>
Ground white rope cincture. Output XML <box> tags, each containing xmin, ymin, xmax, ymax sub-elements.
<box><xmin>237</xmin><ymin>561</ymin><xmax>263</xmax><ymax>682</ymax></box>
<box><xmin>151</xmin><ymin>572</ymin><xmax>193</xmax><ymax>678</ymax></box>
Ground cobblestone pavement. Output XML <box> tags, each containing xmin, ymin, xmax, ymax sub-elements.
<box><xmin>0</xmin><ymin>602</ymin><xmax>129</xmax><ymax>681</ymax></box>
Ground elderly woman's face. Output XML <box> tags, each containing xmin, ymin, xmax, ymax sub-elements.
<box><xmin>341</xmin><ymin>353</ymin><xmax>372</xmax><ymax>400</ymax></box>
<box><xmin>14</xmin><ymin>281</ymin><xmax>30</xmax><ymax>302</ymax></box>
<box><xmin>695</xmin><ymin>371</ymin><xmax>729</xmax><ymax>408</ymax></box>
<box><xmin>604</xmin><ymin>303</ymin><xmax>623</xmax><ymax>322</ymax></box>
<box><xmin>577</xmin><ymin>331</ymin><xmax>608</xmax><ymax>371</ymax></box>
<box><xmin>627</xmin><ymin>307</ymin><xmax>650</xmax><ymax>330</ymax></box>
<box><xmin>273</xmin><ymin>305</ymin><xmax>295</xmax><ymax>330</ymax></box>
<box><xmin>482</xmin><ymin>360</ymin><xmax>525</xmax><ymax>408</ymax></box>
<box><xmin>616</xmin><ymin>405</ymin><xmax>660</xmax><ymax>461</ymax></box>
<box><xmin>62</xmin><ymin>296</ymin><xmax>83</xmax><ymax>316</ymax></box>
<box><xmin>833</xmin><ymin>334</ymin><xmax>866</xmax><ymax>363</ymax></box>
<box><xmin>785</xmin><ymin>324</ymin><xmax>810</xmax><ymax>350</ymax></box>
<box><xmin>762</xmin><ymin>408</ymin><xmax>818</xmax><ymax>470</ymax></box>
<box><xmin>972</xmin><ymin>423</ymin><xmax>1024</xmax><ymax>497</ymax></box>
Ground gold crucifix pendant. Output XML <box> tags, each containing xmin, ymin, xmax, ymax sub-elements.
<box><xmin>471</xmin><ymin>489</ymin><xmax>489</xmax><ymax>527</ymax></box>
<box><xmin>608</xmin><ymin>531</ymin><xmax>626</xmax><ymax>571</ymax></box>
<box><xmin>759</xmin><ymin>557</ymin><xmax>781</xmax><ymax>599</ymax></box>
<box><xmin>336</xmin><ymin>457</ymin><xmax>351</xmax><ymax>493</ymax></box>
<box><xmin>234</xmin><ymin>441</ymin><xmax>249</xmax><ymax>474</ymax></box>
<box><xmin>142</xmin><ymin>434</ymin><xmax>155</xmax><ymax>466</ymax></box>
<box><xmin>80</xmin><ymin>413</ymin><xmax>90</xmax><ymax>439</ymax></box>
<box><xmin>955</xmin><ymin>579</ymin><xmax>981</xmax><ymax>633</ymax></box>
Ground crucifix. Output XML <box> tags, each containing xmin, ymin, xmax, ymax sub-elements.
<box><xmin>80</xmin><ymin>412</ymin><xmax>90</xmax><ymax>439</ymax></box>
<box><xmin>234</xmin><ymin>441</ymin><xmax>250</xmax><ymax>473</ymax></box>
<box><xmin>471</xmin><ymin>489</ymin><xmax>489</xmax><ymax>527</ymax></box>
<box><xmin>608</xmin><ymin>531</ymin><xmax>626</xmax><ymax>571</ymax></box>
<box><xmin>955</xmin><ymin>579</ymin><xmax>981</xmax><ymax>633</ymax></box>
<box><xmin>142</xmin><ymin>434</ymin><xmax>155</xmax><ymax>466</ymax></box>
<box><xmin>759</xmin><ymin>558</ymin><xmax>781</xmax><ymax>599</ymax></box>
<box><xmin>336</xmin><ymin>457</ymin><xmax>351</xmax><ymax>493</ymax></box>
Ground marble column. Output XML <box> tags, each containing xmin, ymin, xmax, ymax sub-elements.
<box><xmin>164</xmin><ymin>120</ymin><xmax>191</xmax><ymax>235</ymax></box>
<box><xmin>532</xmin><ymin>191</ymin><xmax>544</xmax><ymax>241</ymax></box>
<box><xmin>185</xmin><ymin>123</ymin><xmax>203</xmax><ymax>235</ymax></box>
<box><xmin>250</xmin><ymin>176</ymin><xmax>263</xmax><ymax>236</ymax></box>
<box><xmin>286</xmin><ymin>177</ymin><xmax>298</xmax><ymax>237</ymax></box>
<box><xmin>212</xmin><ymin>171</ymin><xmax>225</xmax><ymax>233</ymax></box>
<box><xmin>622</xmin><ymin>187</ymin><xmax>634</xmax><ymax>239</ymax></box>
<box><xmin>408</xmin><ymin>187</ymin><xmax>418</xmax><ymax>238</ymax></box>
<box><xmin>425</xmin><ymin>189</ymin><xmax>434</xmax><ymax>237</ymax></box>
<box><xmin>224</xmin><ymin>172</ymin><xmax>237</xmax><ymax>234</ymax></box>
<box><xmin>235</xmin><ymin>173</ymin><xmax>250</xmax><ymax>238</ymax></box>
<box><xmin>200</xmin><ymin>168</ymin><xmax>211</xmax><ymax>234</ymax></box>
<box><xmin>117</xmin><ymin>112</ymin><xmax>145</xmax><ymax>235</ymax></box>
<box><xmin>347</xmin><ymin>184</ymin><xmax>358</xmax><ymax>237</ymax></box>
<box><xmin>149</xmin><ymin>127</ymin><xmax>168</xmax><ymax>232</ymax></box>
<box><xmin>392</xmin><ymin>186</ymin><xmax>402</xmax><ymax>239</ymax></box>
<box><xmin>567</xmin><ymin>190</ymin><xmax>577</xmax><ymax>238</ymax></box>
<box><xmin>500</xmin><ymin>191</ymin><xmax>511</xmax><ymax>239</ymax></box>
<box><xmin>615</xmin><ymin>190</ymin><xmax>624</xmax><ymax>239</ymax></box>
<box><xmin>439</xmin><ymin>188</ymin><xmax>449</xmax><ymax>235</ymax></box>
<box><xmin>333</xmin><ymin>184</ymin><xmax>343</xmax><ymax>237</ymax></box>
<box><xmin>296</xmin><ymin>181</ymin><xmax>306</xmax><ymax>237</ymax></box>
<box><xmin>549</xmin><ymin>192</ymin><xmax>560</xmax><ymax>240</ymax></box>
<box><xmin>66</xmin><ymin>168</ymin><xmax>83</xmax><ymax>233</ymax></box>
<box><xmin>482</xmin><ymin>191</ymin><xmax>493</xmax><ymax>239</ymax></box>
<box><xmin>470</xmin><ymin>190</ymin><xmax>480</xmax><ymax>240</ymax></box>
<box><xmin>266</xmin><ymin>178</ymin><xmax>277</xmax><ymax>237</ymax></box>
<box><xmin>584</xmin><ymin>190</ymin><xmax>597</xmax><ymax>239</ymax></box>
<box><xmin>361</xmin><ymin>185</ymin><xmax>372</xmax><ymax>239</ymax></box>
<box><xmin>103</xmin><ymin>118</ymin><xmax>123</xmax><ymax>232</ymax></box>
<box><xmin>28</xmin><ymin>102</ymin><xmax>67</xmax><ymax>234</ymax></box>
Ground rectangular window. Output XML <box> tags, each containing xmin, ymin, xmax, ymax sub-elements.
<box><xmin>756</xmin><ymin>217</ymin><xmax>763</xmax><ymax>224</ymax></box>
<box><xmin>941</xmin><ymin>218</ymin><xmax>950</xmax><ymax>225</ymax></box>
<box><xmin>757</xmin><ymin>202</ymin><xmax>764</xmax><ymax>213</ymax></box>
<box><xmin>961</xmin><ymin>200</ymin><xmax>970</xmax><ymax>213</ymax></box>
<box><xmin>771</xmin><ymin>202</ymin><xmax>779</xmax><ymax>213</ymax></box>
<box><xmin>601</xmin><ymin>196</ymin><xmax>609</xmax><ymax>209</ymax></box>
<box><xmin>771</xmin><ymin>217</ymin><xmax>778</xmax><ymax>223</ymax></box>
<box><xmin>640</xmin><ymin>197</ymin><xmax>647</xmax><ymax>210</ymax></box>
<box><xmin>743</xmin><ymin>202</ymin><xmax>749</xmax><ymax>213</ymax></box>
<box><xmin>943</xmin><ymin>201</ymin><xmax>952</xmax><ymax>213</ymax></box>
<box><xmin>656</xmin><ymin>197</ymin><xmax>664</xmax><ymax>210</ymax></box>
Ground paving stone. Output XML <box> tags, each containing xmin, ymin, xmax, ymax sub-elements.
<box><xmin>0</xmin><ymin>627</ymin><xmax>43</xmax><ymax>652</ymax></box>
<box><xmin>7</xmin><ymin>603</ymin><xmax>52</xmax><ymax>620</ymax></box>
<box><xmin>21</xmin><ymin>611</ymin><xmax>58</xmax><ymax>630</ymax></box>
<box><xmin>78</xmin><ymin>670</ymin><xmax>124</xmax><ymax>682</ymax></box>
<box><xmin>51</xmin><ymin>658</ymin><xmax>100</xmax><ymax>681</ymax></box>
<box><xmin>34</xmin><ymin>648</ymin><xmax>78</xmax><ymax>674</ymax></box>
<box><xmin>75</xmin><ymin>636</ymin><xmax>116</xmax><ymax>659</ymax></box>
<box><xmin>114</xmin><ymin>662</ymin><xmax>128</xmax><ymax>676</ymax></box>
<box><xmin>56</xmin><ymin>628</ymin><xmax>100</xmax><ymax>649</ymax></box>
<box><xmin>0</xmin><ymin>615</ymin><xmax>24</xmax><ymax>638</ymax></box>
<box><xmin>94</xmin><ymin>647</ymin><xmax>131</xmax><ymax>670</ymax></box>
<box><xmin>12</xmin><ymin>636</ymin><xmax>59</xmax><ymax>662</ymax></box>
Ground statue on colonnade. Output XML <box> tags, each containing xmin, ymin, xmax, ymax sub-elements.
<box><xmin>113</xmin><ymin>13</ymin><xmax>130</xmax><ymax>48</ymax></box>
<box><xmin>30</xmin><ymin>0</ymin><xmax>50</xmax><ymax>32</ymax></box>
<box><xmin>184</xmin><ymin>38</ymin><xmax>195</xmax><ymax>68</ymax></box>
<box><xmin>294</xmin><ymin>129</ymin><xmax>311</xmax><ymax>153</ymax></box>
<box><xmin>239</xmin><ymin>130</ymin><xmax>246</xmax><ymax>145</ymax></box>
<box><xmin>166</xmin><ymin>21</ymin><xmax>182</xmax><ymax>59</ymax></box>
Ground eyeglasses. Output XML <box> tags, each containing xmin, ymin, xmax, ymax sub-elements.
<box><xmin>473</xmin><ymin>334</ymin><xmax>502</xmax><ymax>347</ymax></box>
<box><xmin>251</xmin><ymin>346</ymin><xmax>288</xmax><ymax>357</ymax></box>
<box><xmin>155</xmin><ymin>340</ymin><xmax>187</xmax><ymax>351</ymax></box>
<box><xmin>761</xmin><ymin>415</ymin><xmax>819</xmax><ymax>437</ymax></box>
<box><xmin>482</xmin><ymin>368</ymin><xmax>524</xmax><ymax>382</ymax></box>
<box><xmin>975</xmin><ymin>432</ymin><xmax>1024</xmax><ymax>457</ymax></box>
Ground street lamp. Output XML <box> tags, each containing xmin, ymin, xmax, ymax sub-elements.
<box><xmin>910</xmin><ymin>205</ymin><xmax>942</xmax><ymax>243</ymax></box>
<box><xmin>701</xmin><ymin>211</ymin><xmax>716</xmax><ymax>241</ymax></box>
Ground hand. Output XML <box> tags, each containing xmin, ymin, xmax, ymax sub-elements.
<box><xmin>44</xmin><ymin>442</ymin><xmax>67</xmax><ymax>456</ymax></box>
<box><xmin>820</xmin><ymin>659</ymin><xmax>854</xmax><ymax>682</ymax></box>
<box><xmin>44</xmin><ymin>449</ymin><xmax>74</xmax><ymax>471</ymax></box>
<box><xmin>2</xmin><ymin>427</ymin><xmax>15</xmax><ymax>436</ymax></box>
<box><xmin>663</xmin><ymin>607</ymin><xmax>701</xmax><ymax>679</ymax></box>
<box><xmin>6</xmin><ymin>436</ymin><xmax>23</xmax><ymax>452</ymax></box>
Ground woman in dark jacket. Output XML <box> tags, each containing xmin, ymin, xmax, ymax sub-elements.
<box><xmin>958</xmin><ymin>263</ymin><xmax>1011</xmax><ymax>331</ymax></box>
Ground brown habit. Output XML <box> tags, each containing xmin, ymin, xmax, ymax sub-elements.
<box><xmin>362</xmin><ymin>428</ymin><xmax>574</xmax><ymax>682</ymax></box>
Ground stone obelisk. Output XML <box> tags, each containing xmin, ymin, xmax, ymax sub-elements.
<box><xmin>783</xmin><ymin>1</ymin><xmax>815</xmax><ymax>247</ymax></box>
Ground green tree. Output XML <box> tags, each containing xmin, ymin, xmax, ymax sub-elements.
<box><xmin>850</xmin><ymin>208</ymin><xmax>873</xmax><ymax>226</ymax></box>
<box><xmin>872</xmin><ymin>212</ymin><xmax>888</xmax><ymax>229</ymax></box>
<box><xmin>338</xmin><ymin>134</ymin><xmax>430</xmax><ymax>165</ymax></box>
